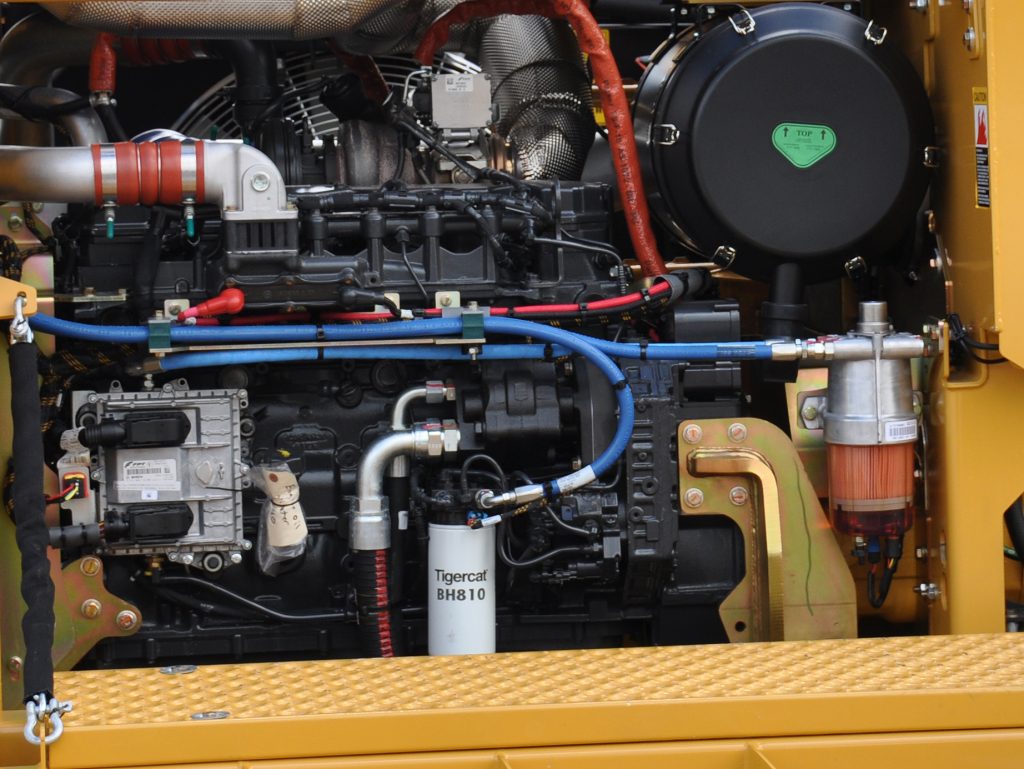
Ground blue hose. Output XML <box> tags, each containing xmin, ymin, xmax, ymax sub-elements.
<box><xmin>28</xmin><ymin>314</ymin><xmax>148</xmax><ymax>343</ymax></box>
<box><xmin>482</xmin><ymin>316</ymin><xmax>632</xmax><ymax>490</ymax></box>
<box><xmin>591</xmin><ymin>339</ymin><xmax>773</xmax><ymax>361</ymax></box>
<box><xmin>160</xmin><ymin>348</ymin><xmax>321</xmax><ymax>371</ymax></box>
<box><xmin>28</xmin><ymin>313</ymin><xmax>777</xmax><ymax>361</ymax></box>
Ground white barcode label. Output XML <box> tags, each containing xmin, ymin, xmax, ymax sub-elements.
<box><xmin>884</xmin><ymin>419</ymin><xmax>918</xmax><ymax>443</ymax></box>
<box><xmin>116</xmin><ymin>459</ymin><xmax>180</xmax><ymax>491</ymax></box>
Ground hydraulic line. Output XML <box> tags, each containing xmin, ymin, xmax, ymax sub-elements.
<box><xmin>29</xmin><ymin>310</ymin><xmax>776</xmax><ymax>361</ymax></box>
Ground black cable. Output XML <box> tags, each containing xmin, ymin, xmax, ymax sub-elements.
<box><xmin>498</xmin><ymin>538</ymin><xmax>586</xmax><ymax>569</ymax></box>
<box><xmin>544</xmin><ymin>505</ymin><xmax>590</xmax><ymax>537</ymax></box>
<box><xmin>948</xmin><ymin>312</ymin><xmax>1008</xmax><ymax>364</ymax></box>
<box><xmin>156</xmin><ymin>575</ymin><xmax>351</xmax><ymax>622</ymax></box>
<box><xmin>398</xmin><ymin>239</ymin><xmax>429</xmax><ymax>302</ymax></box>
<box><xmin>460</xmin><ymin>454</ymin><xmax>507</xmax><ymax>495</ymax></box>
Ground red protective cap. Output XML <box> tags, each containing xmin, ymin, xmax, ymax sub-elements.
<box><xmin>178</xmin><ymin>288</ymin><xmax>245</xmax><ymax>320</ymax></box>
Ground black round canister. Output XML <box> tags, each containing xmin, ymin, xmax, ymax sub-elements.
<box><xmin>634</xmin><ymin>3</ymin><xmax>934</xmax><ymax>281</ymax></box>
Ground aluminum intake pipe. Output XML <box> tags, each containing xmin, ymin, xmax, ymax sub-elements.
<box><xmin>0</xmin><ymin>140</ymin><xmax>293</xmax><ymax>221</ymax></box>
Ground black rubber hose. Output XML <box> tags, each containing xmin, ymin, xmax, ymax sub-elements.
<box><xmin>10</xmin><ymin>341</ymin><xmax>55</xmax><ymax>702</ymax></box>
<box><xmin>384</xmin><ymin>474</ymin><xmax>409</xmax><ymax>654</ymax></box>
<box><xmin>352</xmin><ymin>549</ymin><xmax>393</xmax><ymax>657</ymax></box>
<box><xmin>1005</xmin><ymin>498</ymin><xmax>1024</xmax><ymax>562</ymax></box>
<box><xmin>94</xmin><ymin>102</ymin><xmax>128</xmax><ymax>142</ymax></box>
<box><xmin>207</xmin><ymin>40</ymin><xmax>279</xmax><ymax>137</ymax></box>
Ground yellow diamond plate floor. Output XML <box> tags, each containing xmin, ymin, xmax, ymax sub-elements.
<box><xmin>11</xmin><ymin>634</ymin><xmax>1024</xmax><ymax>768</ymax></box>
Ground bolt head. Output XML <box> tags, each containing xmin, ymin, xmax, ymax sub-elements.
<box><xmin>729</xmin><ymin>486</ymin><xmax>749</xmax><ymax>506</ymax></box>
<box><xmin>682</xmin><ymin>424</ymin><xmax>703</xmax><ymax>444</ymax></box>
<box><xmin>80</xmin><ymin>556</ymin><xmax>101</xmax><ymax>577</ymax></box>
<box><xmin>963</xmin><ymin>27</ymin><xmax>977</xmax><ymax>50</ymax></box>
<box><xmin>115</xmin><ymin>610</ymin><xmax>139</xmax><ymax>631</ymax></box>
<box><xmin>80</xmin><ymin>599</ymin><xmax>102</xmax><ymax>619</ymax></box>
<box><xmin>7</xmin><ymin>656</ymin><xmax>22</xmax><ymax>676</ymax></box>
<box><xmin>7</xmin><ymin>215</ymin><xmax>22</xmax><ymax>231</ymax></box>
<box><xmin>684</xmin><ymin>488</ymin><xmax>704</xmax><ymax>508</ymax></box>
<box><xmin>229</xmin><ymin>552</ymin><xmax>243</xmax><ymax>565</ymax></box>
<box><xmin>801</xmin><ymin>404</ymin><xmax>819</xmax><ymax>422</ymax></box>
<box><xmin>440</xmin><ymin>295</ymin><xmax>452</xmax><ymax>307</ymax></box>
<box><xmin>250</xmin><ymin>172</ymin><xmax>271</xmax><ymax>192</ymax></box>
<box><xmin>180</xmin><ymin>553</ymin><xmax>195</xmax><ymax>566</ymax></box>
<box><xmin>728</xmin><ymin>423</ymin><xmax>748</xmax><ymax>442</ymax></box>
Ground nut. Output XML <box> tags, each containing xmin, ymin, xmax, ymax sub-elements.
<box><xmin>250</xmin><ymin>171</ymin><xmax>271</xmax><ymax>192</ymax></box>
<box><xmin>684</xmin><ymin>488</ymin><xmax>704</xmax><ymax>508</ymax></box>
<box><xmin>80</xmin><ymin>556</ymin><xmax>101</xmax><ymax>577</ymax></box>
<box><xmin>80</xmin><ymin>599</ymin><xmax>102</xmax><ymax>619</ymax></box>
<box><xmin>729</xmin><ymin>486</ymin><xmax>749</xmax><ymax>506</ymax></box>
<box><xmin>682</xmin><ymin>423</ymin><xmax>703</xmax><ymax>444</ymax></box>
<box><xmin>116</xmin><ymin>610</ymin><xmax>140</xmax><ymax>631</ymax></box>
<box><xmin>728</xmin><ymin>423</ymin><xmax>748</xmax><ymax>442</ymax></box>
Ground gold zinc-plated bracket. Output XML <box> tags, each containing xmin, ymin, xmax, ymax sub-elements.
<box><xmin>678</xmin><ymin>418</ymin><xmax>856</xmax><ymax>643</ymax></box>
<box><xmin>0</xmin><ymin>536</ymin><xmax>142</xmax><ymax>711</ymax></box>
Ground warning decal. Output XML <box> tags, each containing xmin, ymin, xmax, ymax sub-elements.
<box><xmin>771</xmin><ymin>123</ymin><xmax>837</xmax><ymax>169</ymax></box>
<box><xmin>974</xmin><ymin>87</ymin><xmax>990</xmax><ymax>208</ymax></box>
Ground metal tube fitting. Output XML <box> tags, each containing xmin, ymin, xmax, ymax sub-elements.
<box><xmin>352</xmin><ymin>420</ymin><xmax>460</xmax><ymax>550</ymax></box>
<box><xmin>387</xmin><ymin>381</ymin><xmax>455</xmax><ymax>479</ymax></box>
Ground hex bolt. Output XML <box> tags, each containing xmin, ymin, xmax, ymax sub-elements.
<box><xmin>728</xmin><ymin>423</ymin><xmax>748</xmax><ymax>442</ymax></box>
<box><xmin>682</xmin><ymin>424</ymin><xmax>703</xmax><ymax>444</ymax></box>
<box><xmin>729</xmin><ymin>486</ymin><xmax>749</xmax><ymax>506</ymax></box>
<box><xmin>963</xmin><ymin>27</ymin><xmax>977</xmax><ymax>52</ymax></box>
<box><xmin>250</xmin><ymin>172</ymin><xmax>271</xmax><ymax>192</ymax></box>
<box><xmin>116</xmin><ymin>610</ymin><xmax>140</xmax><ymax>631</ymax></box>
<box><xmin>684</xmin><ymin>488</ymin><xmax>704</xmax><ymax>508</ymax></box>
<box><xmin>80</xmin><ymin>556</ymin><xmax>101</xmax><ymax>577</ymax></box>
<box><xmin>80</xmin><ymin>599</ymin><xmax>102</xmax><ymax>619</ymax></box>
<box><xmin>913</xmin><ymin>582</ymin><xmax>941</xmax><ymax>601</ymax></box>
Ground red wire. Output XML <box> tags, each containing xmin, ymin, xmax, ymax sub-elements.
<box><xmin>45</xmin><ymin>485</ymin><xmax>76</xmax><ymax>504</ymax></box>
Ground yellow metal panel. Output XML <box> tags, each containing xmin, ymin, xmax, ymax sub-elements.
<box><xmin>0</xmin><ymin>633</ymin><xmax>1007</xmax><ymax>768</ymax></box>
<box><xmin>989</xmin><ymin>0</ymin><xmax>1024</xmax><ymax>363</ymax></box>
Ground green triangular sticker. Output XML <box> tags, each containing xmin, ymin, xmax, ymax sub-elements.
<box><xmin>771</xmin><ymin>123</ymin><xmax>837</xmax><ymax>169</ymax></box>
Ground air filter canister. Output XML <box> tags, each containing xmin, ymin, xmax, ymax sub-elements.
<box><xmin>823</xmin><ymin>302</ymin><xmax>917</xmax><ymax>538</ymax></box>
<box><xmin>634</xmin><ymin>3</ymin><xmax>934</xmax><ymax>281</ymax></box>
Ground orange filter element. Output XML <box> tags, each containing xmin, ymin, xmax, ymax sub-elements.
<box><xmin>826</xmin><ymin>442</ymin><xmax>914</xmax><ymax>537</ymax></box>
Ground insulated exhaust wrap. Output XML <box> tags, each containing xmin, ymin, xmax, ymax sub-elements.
<box><xmin>9</xmin><ymin>341</ymin><xmax>55</xmax><ymax>702</ymax></box>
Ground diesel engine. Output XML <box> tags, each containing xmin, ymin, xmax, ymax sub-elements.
<box><xmin>0</xmin><ymin>0</ymin><xmax>951</xmax><ymax>686</ymax></box>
